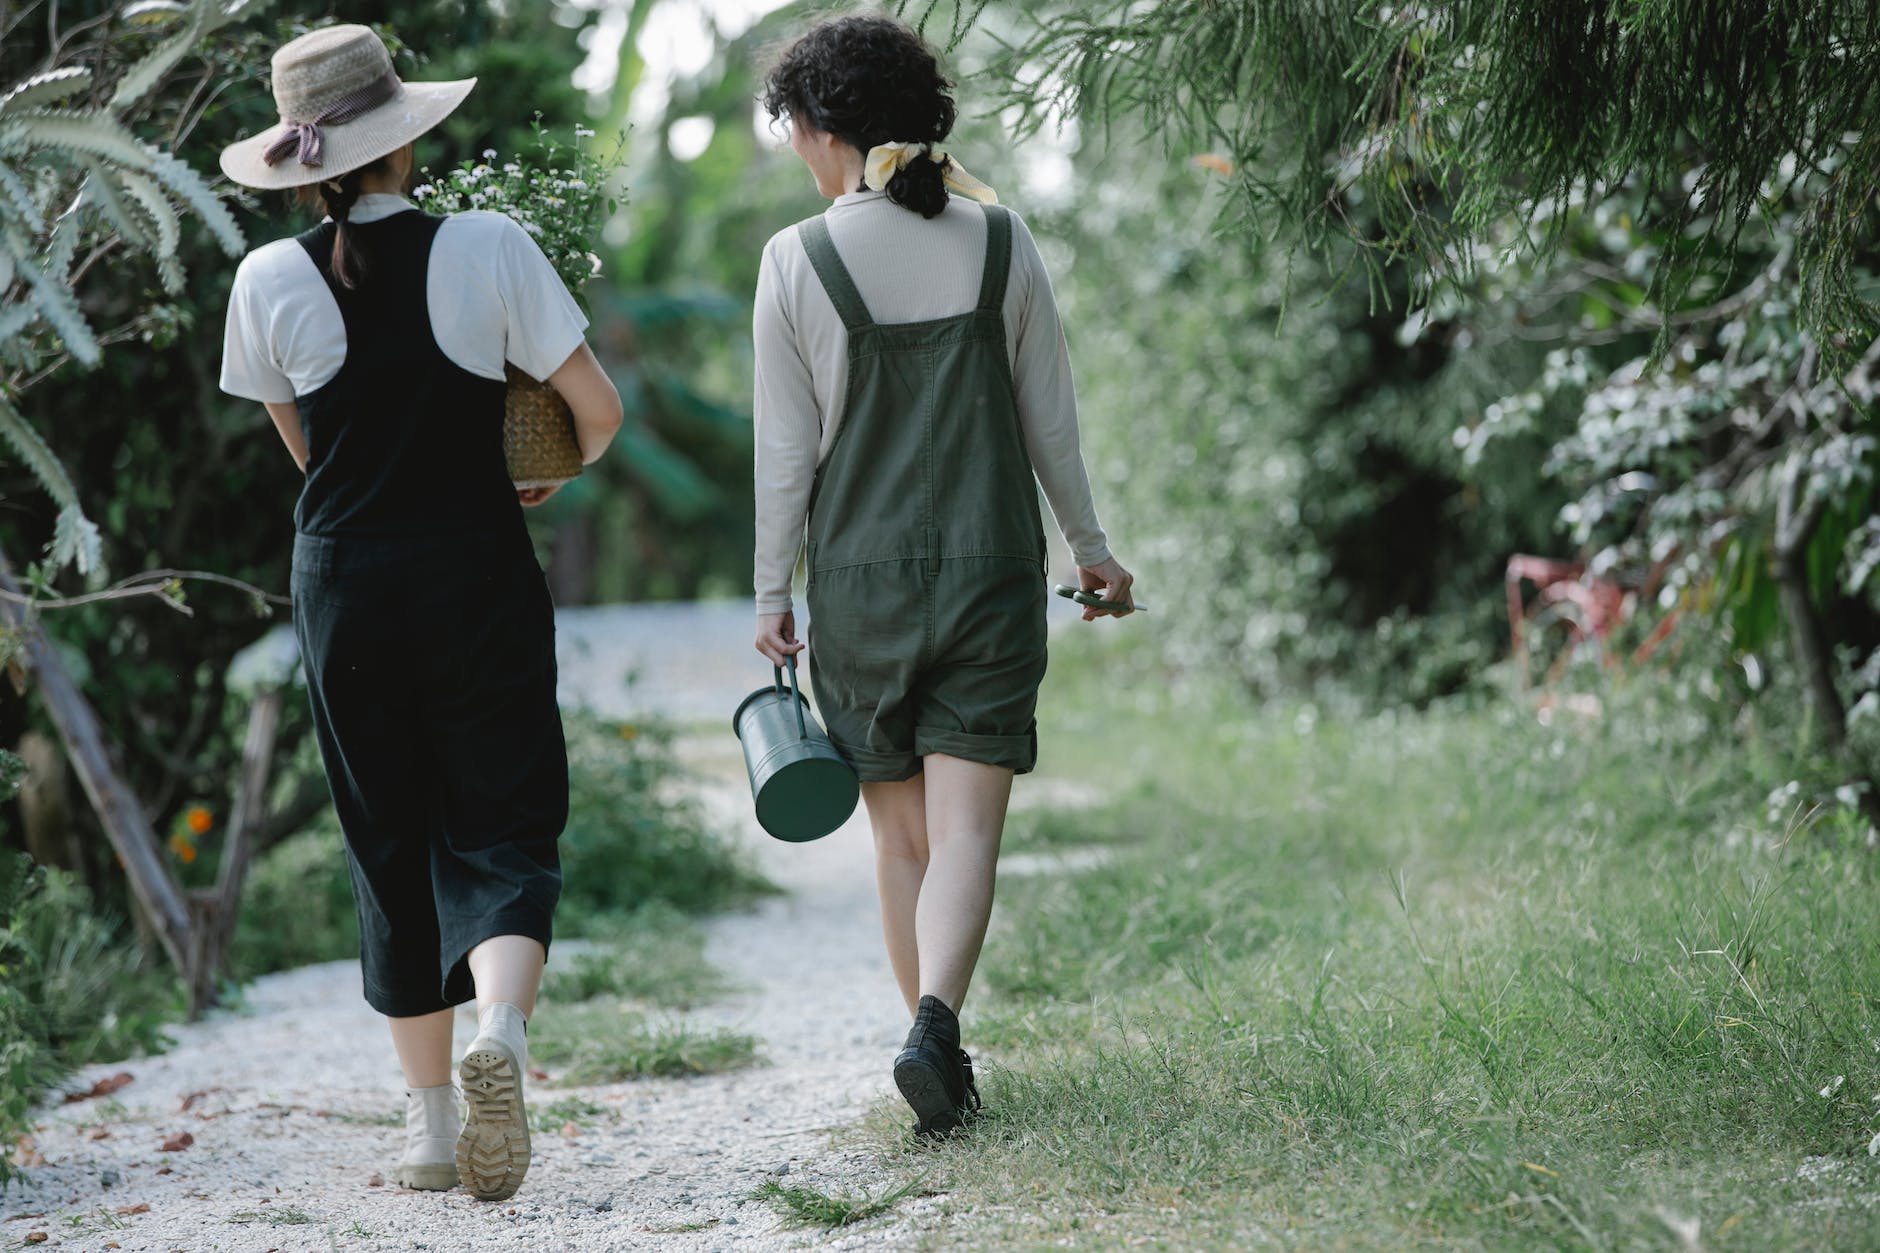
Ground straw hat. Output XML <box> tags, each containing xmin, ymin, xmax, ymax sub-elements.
<box><xmin>219</xmin><ymin>24</ymin><xmax>475</xmax><ymax>190</ymax></box>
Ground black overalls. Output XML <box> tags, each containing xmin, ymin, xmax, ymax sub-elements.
<box><xmin>288</xmin><ymin>209</ymin><xmax>566</xmax><ymax>1019</ymax></box>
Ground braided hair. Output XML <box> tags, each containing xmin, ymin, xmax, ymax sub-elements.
<box><xmin>290</xmin><ymin>148</ymin><xmax>399</xmax><ymax>289</ymax></box>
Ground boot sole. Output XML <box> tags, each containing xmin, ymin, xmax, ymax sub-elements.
<box><xmin>456</xmin><ymin>1045</ymin><xmax>531</xmax><ymax>1201</ymax></box>
<box><xmin>395</xmin><ymin>1162</ymin><xmax>459</xmax><ymax>1191</ymax></box>
<box><xmin>893</xmin><ymin>1050</ymin><xmax>963</xmax><ymax>1137</ymax></box>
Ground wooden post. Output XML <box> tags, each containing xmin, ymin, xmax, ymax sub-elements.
<box><xmin>0</xmin><ymin>551</ymin><xmax>193</xmax><ymax>975</ymax></box>
<box><xmin>185</xmin><ymin>686</ymin><xmax>282</xmax><ymax>1015</ymax></box>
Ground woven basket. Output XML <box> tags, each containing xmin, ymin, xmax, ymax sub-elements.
<box><xmin>504</xmin><ymin>363</ymin><xmax>585</xmax><ymax>489</ymax></box>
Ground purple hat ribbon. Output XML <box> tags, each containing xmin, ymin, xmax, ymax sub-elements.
<box><xmin>261</xmin><ymin>69</ymin><xmax>401</xmax><ymax>169</ymax></box>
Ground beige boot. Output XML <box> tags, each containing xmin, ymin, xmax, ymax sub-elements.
<box><xmin>456</xmin><ymin>1002</ymin><xmax>531</xmax><ymax>1201</ymax></box>
<box><xmin>395</xmin><ymin>1083</ymin><xmax>462</xmax><ymax>1190</ymax></box>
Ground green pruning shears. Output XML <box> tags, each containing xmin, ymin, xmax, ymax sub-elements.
<box><xmin>1054</xmin><ymin>584</ymin><xmax>1150</xmax><ymax>614</ymax></box>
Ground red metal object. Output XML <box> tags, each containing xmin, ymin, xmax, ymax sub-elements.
<box><xmin>1506</xmin><ymin>553</ymin><xmax>1680</xmax><ymax>683</ymax></box>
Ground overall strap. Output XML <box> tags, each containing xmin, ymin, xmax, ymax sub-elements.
<box><xmin>976</xmin><ymin>204</ymin><xmax>1013</xmax><ymax>312</ymax></box>
<box><xmin>797</xmin><ymin>216</ymin><xmax>873</xmax><ymax>332</ymax></box>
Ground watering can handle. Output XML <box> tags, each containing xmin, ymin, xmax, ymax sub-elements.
<box><xmin>772</xmin><ymin>656</ymin><xmax>810</xmax><ymax>739</ymax></box>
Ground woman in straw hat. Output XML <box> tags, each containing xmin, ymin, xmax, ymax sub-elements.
<box><xmin>752</xmin><ymin>15</ymin><xmax>1137</xmax><ymax>1136</ymax></box>
<box><xmin>217</xmin><ymin>24</ymin><xmax>622</xmax><ymax>1201</ymax></box>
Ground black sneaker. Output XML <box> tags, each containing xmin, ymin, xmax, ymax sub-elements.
<box><xmin>894</xmin><ymin>995</ymin><xmax>970</xmax><ymax>1137</ymax></box>
<box><xmin>957</xmin><ymin>1048</ymin><xmax>983</xmax><ymax>1118</ymax></box>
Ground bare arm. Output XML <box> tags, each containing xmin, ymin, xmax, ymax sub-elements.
<box><xmin>262</xmin><ymin>401</ymin><xmax>308</xmax><ymax>472</ymax></box>
<box><xmin>546</xmin><ymin>342</ymin><xmax>623</xmax><ymax>464</ymax></box>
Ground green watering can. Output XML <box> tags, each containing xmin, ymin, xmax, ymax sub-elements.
<box><xmin>732</xmin><ymin>655</ymin><xmax>859</xmax><ymax>842</ymax></box>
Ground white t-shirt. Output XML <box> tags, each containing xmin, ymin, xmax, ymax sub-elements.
<box><xmin>752</xmin><ymin>190</ymin><xmax>1110</xmax><ymax>616</ymax></box>
<box><xmin>219</xmin><ymin>192</ymin><xmax>589</xmax><ymax>404</ymax></box>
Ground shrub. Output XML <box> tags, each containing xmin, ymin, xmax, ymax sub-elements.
<box><xmin>0</xmin><ymin>850</ymin><xmax>180</xmax><ymax>1182</ymax></box>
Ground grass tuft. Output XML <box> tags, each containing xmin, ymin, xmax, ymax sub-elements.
<box><xmin>538</xmin><ymin>903</ymin><xmax>727</xmax><ymax>1009</ymax></box>
<box><xmin>528</xmin><ymin>1095</ymin><xmax>611</xmax><ymax>1132</ymax></box>
<box><xmin>751</xmin><ymin>1177</ymin><xmax>927</xmax><ymax>1228</ymax></box>
<box><xmin>529</xmin><ymin>1002</ymin><xmax>761</xmax><ymax>1084</ymax></box>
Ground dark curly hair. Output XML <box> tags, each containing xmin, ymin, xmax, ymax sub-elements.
<box><xmin>761</xmin><ymin>16</ymin><xmax>958</xmax><ymax>219</ymax></box>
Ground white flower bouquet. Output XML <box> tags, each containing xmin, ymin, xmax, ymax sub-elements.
<box><xmin>412</xmin><ymin>119</ymin><xmax>625</xmax><ymax>486</ymax></box>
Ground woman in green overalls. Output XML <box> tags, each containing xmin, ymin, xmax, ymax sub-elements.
<box><xmin>218</xmin><ymin>25</ymin><xmax>622</xmax><ymax>1199</ymax></box>
<box><xmin>754</xmin><ymin>15</ymin><xmax>1137</xmax><ymax>1135</ymax></box>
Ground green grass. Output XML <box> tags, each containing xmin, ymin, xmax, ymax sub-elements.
<box><xmin>538</xmin><ymin>903</ymin><xmax>728</xmax><ymax>1009</ymax></box>
<box><xmin>845</xmin><ymin>638</ymin><xmax>1880</xmax><ymax>1248</ymax></box>
<box><xmin>528</xmin><ymin>1095</ymin><xmax>612</xmax><ymax>1133</ymax></box>
<box><xmin>528</xmin><ymin>1002</ymin><xmax>762</xmax><ymax>1085</ymax></box>
<box><xmin>751</xmin><ymin>1177</ymin><xmax>928</xmax><ymax>1228</ymax></box>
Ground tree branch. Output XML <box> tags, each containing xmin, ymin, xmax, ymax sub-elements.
<box><xmin>0</xmin><ymin>568</ymin><xmax>289</xmax><ymax>616</ymax></box>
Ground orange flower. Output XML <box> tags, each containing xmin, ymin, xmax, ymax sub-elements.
<box><xmin>166</xmin><ymin>832</ymin><xmax>197</xmax><ymax>865</ymax></box>
<box><xmin>617</xmin><ymin>724</ymin><xmax>638</xmax><ymax>742</ymax></box>
<box><xmin>185</xmin><ymin>806</ymin><xmax>212</xmax><ymax>835</ymax></box>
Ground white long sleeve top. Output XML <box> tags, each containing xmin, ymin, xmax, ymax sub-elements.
<box><xmin>752</xmin><ymin>189</ymin><xmax>1110</xmax><ymax>615</ymax></box>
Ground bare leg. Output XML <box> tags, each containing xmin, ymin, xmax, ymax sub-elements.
<box><xmin>863</xmin><ymin>776</ymin><xmax>929</xmax><ymax>1014</ymax></box>
<box><xmin>915</xmin><ymin>755</ymin><xmax>1013</xmax><ymax>1013</ymax></box>
<box><xmin>386</xmin><ymin>1009</ymin><xmax>454</xmax><ymax>1088</ymax></box>
<box><xmin>467</xmin><ymin>935</ymin><xmax>546</xmax><ymax>1019</ymax></box>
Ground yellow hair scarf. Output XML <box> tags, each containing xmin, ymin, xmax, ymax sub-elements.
<box><xmin>862</xmin><ymin>141</ymin><xmax>998</xmax><ymax>205</ymax></box>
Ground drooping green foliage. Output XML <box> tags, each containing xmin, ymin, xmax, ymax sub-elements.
<box><xmin>907</xmin><ymin>0</ymin><xmax>1878</xmax><ymax>798</ymax></box>
<box><xmin>0</xmin><ymin>0</ymin><xmax>265</xmax><ymax>578</ymax></box>
<box><xmin>922</xmin><ymin>0</ymin><xmax>1879</xmax><ymax>348</ymax></box>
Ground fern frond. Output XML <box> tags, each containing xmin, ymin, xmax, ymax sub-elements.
<box><xmin>123</xmin><ymin>1</ymin><xmax>192</xmax><ymax>26</ymax></box>
<box><xmin>14</xmin><ymin>252</ymin><xmax>99</xmax><ymax>364</ymax></box>
<box><xmin>202</xmin><ymin>0</ymin><xmax>274</xmax><ymax>36</ymax></box>
<box><xmin>0</xmin><ymin>302</ymin><xmax>32</xmax><ymax>343</ymax></box>
<box><xmin>0</xmin><ymin>69</ymin><xmax>93</xmax><ymax>118</ymax></box>
<box><xmin>41</xmin><ymin>210</ymin><xmax>79</xmax><ymax>282</ymax></box>
<box><xmin>48</xmin><ymin>504</ymin><xmax>103</xmax><ymax>577</ymax></box>
<box><xmin>78</xmin><ymin>161</ymin><xmax>152</xmax><ymax>252</ymax></box>
<box><xmin>0</xmin><ymin>110</ymin><xmax>156</xmax><ymax>169</ymax></box>
<box><xmin>145</xmin><ymin>148</ymin><xmax>242</xmax><ymax>254</ymax></box>
<box><xmin>0</xmin><ymin>160</ymin><xmax>44</xmax><ymax>233</ymax></box>
<box><xmin>115</xmin><ymin>169</ymin><xmax>183</xmax><ymax>291</ymax></box>
<box><xmin>216</xmin><ymin>0</ymin><xmax>272</xmax><ymax>22</ymax></box>
<box><xmin>115</xmin><ymin>0</ymin><xmax>275</xmax><ymax>107</ymax></box>
<box><xmin>109</xmin><ymin>10</ymin><xmax>208</xmax><ymax>110</ymax></box>
<box><xmin>0</xmin><ymin>389</ymin><xmax>80</xmax><ymax>509</ymax></box>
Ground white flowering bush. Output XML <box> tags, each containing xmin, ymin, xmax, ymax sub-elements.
<box><xmin>411</xmin><ymin>118</ymin><xmax>625</xmax><ymax>297</ymax></box>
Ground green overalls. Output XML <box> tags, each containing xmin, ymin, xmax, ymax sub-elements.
<box><xmin>798</xmin><ymin>202</ymin><xmax>1049</xmax><ymax>782</ymax></box>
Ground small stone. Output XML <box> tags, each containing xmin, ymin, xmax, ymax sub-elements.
<box><xmin>771</xmin><ymin>1162</ymin><xmax>790</xmax><ymax>1177</ymax></box>
<box><xmin>593</xmin><ymin>1199</ymin><xmax>613</xmax><ymax>1213</ymax></box>
<box><xmin>23</xmin><ymin>1234</ymin><xmax>47</xmax><ymax>1245</ymax></box>
<box><xmin>159</xmin><ymin>1131</ymin><xmax>194</xmax><ymax>1153</ymax></box>
<box><xmin>88</xmin><ymin>1128</ymin><xmax>110</xmax><ymax>1141</ymax></box>
<box><xmin>99</xmin><ymin>1168</ymin><xmax>122</xmax><ymax>1188</ymax></box>
<box><xmin>367</xmin><ymin>1173</ymin><xmax>384</xmax><ymax>1187</ymax></box>
<box><xmin>154</xmin><ymin>1166</ymin><xmax>173</xmax><ymax>1176</ymax></box>
<box><xmin>724</xmin><ymin>1216</ymin><xmax>739</xmax><ymax>1226</ymax></box>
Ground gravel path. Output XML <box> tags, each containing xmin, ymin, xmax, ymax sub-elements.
<box><xmin>3</xmin><ymin>602</ymin><xmax>933</xmax><ymax>1252</ymax></box>
<box><xmin>3</xmin><ymin>738</ymin><xmax>915</xmax><ymax>1253</ymax></box>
